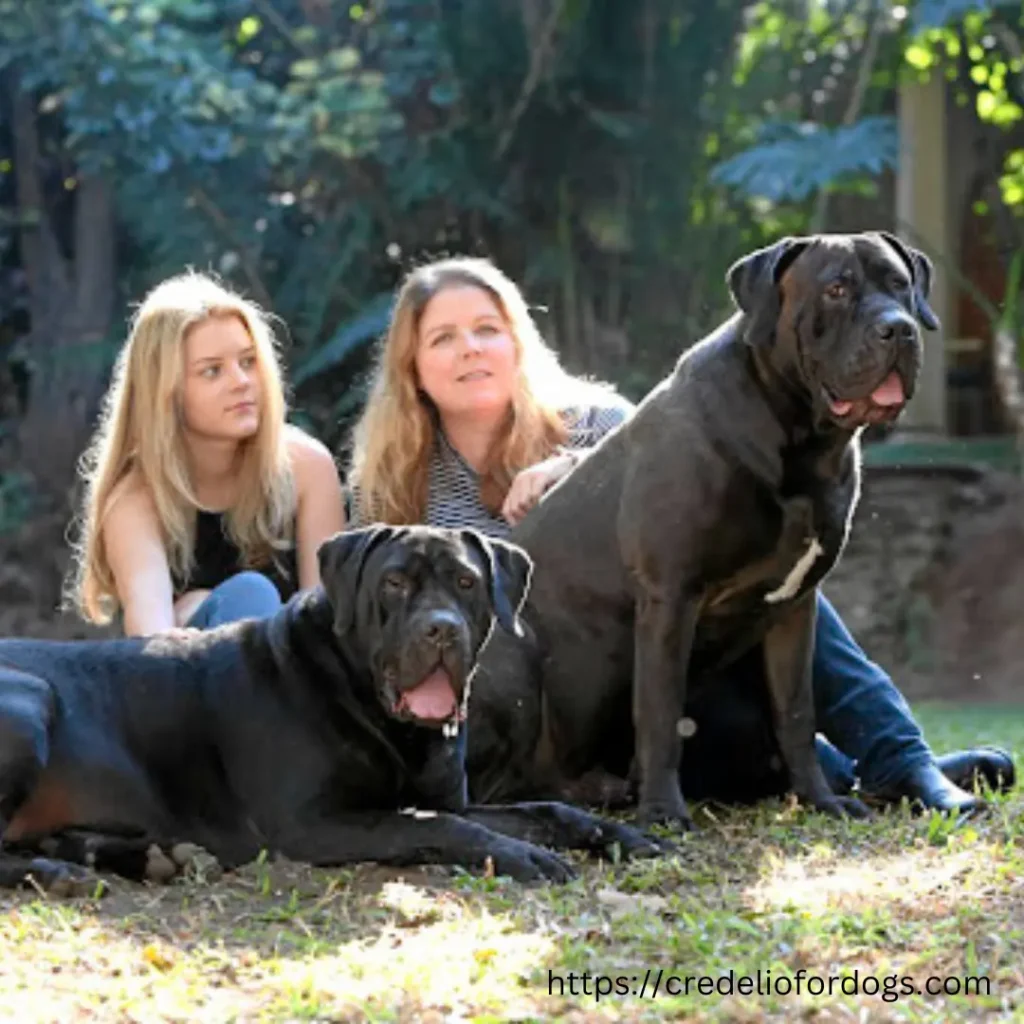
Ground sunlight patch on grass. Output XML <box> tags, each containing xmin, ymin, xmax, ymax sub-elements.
<box><xmin>0</xmin><ymin>903</ymin><xmax>250</xmax><ymax>1022</ymax></box>
<box><xmin>746</xmin><ymin>843</ymin><xmax>996</xmax><ymax>916</ymax></box>
<box><xmin>264</xmin><ymin>899</ymin><xmax>556</xmax><ymax>1019</ymax></box>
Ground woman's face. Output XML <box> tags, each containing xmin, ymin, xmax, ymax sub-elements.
<box><xmin>414</xmin><ymin>285</ymin><xmax>518</xmax><ymax>421</ymax></box>
<box><xmin>180</xmin><ymin>314</ymin><xmax>262</xmax><ymax>442</ymax></box>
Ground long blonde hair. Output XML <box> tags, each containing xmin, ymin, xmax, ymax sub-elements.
<box><xmin>68</xmin><ymin>271</ymin><xmax>296</xmax><ymax>624</ymax></box>
<box><xmin>349</xmin><ymin>256</ymin><xmax>604</xmax><ymax>524</ymax></box>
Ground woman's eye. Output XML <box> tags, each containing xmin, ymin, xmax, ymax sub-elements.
<box><xmin>431</xmin><ymin>331</ymin><xmax>453</xmax><ymax>347</ymax></box>
<box><xmin>201</xmin><ymin>365</ymin><xmax>220</xmax><ymax>378</ymax></box>
<box><xmin>476</xmin><ymin>324</ymin><xmax>498</xmax><ymax>337</ymax></box>
<box><xmin>240</xmin><ymin>355</ymin><xmax>257</xmax><ymax>370</ymax></box>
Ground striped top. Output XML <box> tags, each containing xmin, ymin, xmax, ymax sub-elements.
<box><xmin>350</xmin><ymin>397</ymin><xmax>634</xmax><ymax>539</ymax></box>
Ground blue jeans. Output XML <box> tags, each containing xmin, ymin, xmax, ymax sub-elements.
<box><xmin>813</xmin><ymin>592</ymin><xmax>933</xmax><ymax>792</ymax></box>
<box><xmin>185</xmin><ymin>571</ymin><xmax>283</xmax><ymax>629</ymax></box>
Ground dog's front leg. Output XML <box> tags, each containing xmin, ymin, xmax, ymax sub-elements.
<box><xmin>632</xmin><ymin>587</ymin><xmax>701</xmax><ymax>829</ymax></box>
<box><xmin>462</xmin><ymin>801</ymin><xmax>668</xmax><ymax>860</ymax></box>
<box><xmin>275</xmin><ymin>811</ymin><xmax>575</xmax><ymax>882</ymax></box>
<box><xmin>762</xmin><ymin>591</ymin><xmax>869</xmax><ymax>818</ymax></box>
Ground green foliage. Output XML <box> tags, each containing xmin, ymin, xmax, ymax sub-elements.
<box><xmin>711</xmin><ymin>116</ymin><xmax>898</xmax><ymax>202</ymax></box>
<box><xmin>292</xmin><ymin>291</ymin><xmax>394</xmax><ymax>386</ymax></box>
<box><xmin>900</xmin><ymin>3</ymin><xmax>1024</xmax><ymax>213</ymax></box>
<box><xmin>2</xmin><ymin>0</ymin><xmax>1023</xmax><ymax>453</ymax></box>
<box><xmin>710</xmin><ymin>0</ymin><xmax>900</xmax><ymax>211</ymax></box>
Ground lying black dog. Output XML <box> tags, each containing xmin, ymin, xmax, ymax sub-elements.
<box><xmin>468</xmin><ymin>231</ymin><xmax>940</xmax><ymax>827</ymax></box>
<box><xmin>0</xmin><ymin>525</ymin><xmax>660</xmax><ymax>893</ymax></box>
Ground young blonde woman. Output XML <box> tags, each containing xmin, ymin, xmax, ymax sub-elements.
<box><xmin>346</xmin><ymin>255</ymin><xmax>1014</xmax><ymax>814</ymax></box>
<box><xmin>68</xmin><ymin>272</ymin><xmax>345</xmax><ymax>637</ymax></box>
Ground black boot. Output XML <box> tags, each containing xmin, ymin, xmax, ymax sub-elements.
<box><xmin>935</xmin><ymin>746</ymin><xmax>1015</xmax><ymax>794</ymax></box>
<box><xmin>865</xmin><ymin>747</ymin><xmax>1015</xmax><ymax>815</ymax></box>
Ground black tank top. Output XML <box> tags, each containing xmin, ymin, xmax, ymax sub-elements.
<box><xmin>171</xmin><ymin>510</ymin><xmax>298</xmax><ymax>600</ymax></box>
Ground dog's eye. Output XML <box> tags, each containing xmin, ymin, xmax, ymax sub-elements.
<box><xmin>382</xmin><ymin>573</ymin><xmax>409</xmax><ymax>595</ymax></box>
<box><xmin>457</xmin><ymin>574</ymin><xmax>476</xmax><ymax>590</ymax></box>
<box><xmin>825</xmin><ymin>281</ymin><xmax>848</xmax><ymax>300</ymax></box>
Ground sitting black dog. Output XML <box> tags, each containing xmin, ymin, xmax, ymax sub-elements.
<box><xmin>0</xmin><ymin>525</ymin><xmax>661</xmax><ymax>893</ymax></box>
<box><xmin>467</xmin><ymin>231</ymin><xmax>969</xmax><ymax>827</ymax></box>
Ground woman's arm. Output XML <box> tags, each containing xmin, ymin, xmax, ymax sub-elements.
<box><xmin>103</xmin><ymin>480</ymin><xmax>182</xmax><ymax>636</ymax></box>
<box><xmin>289</xmin><ymin>427</ymin><xmax>347</xmax><ymax>591</ymax></box>
<box><xmin>502</xmin><ymin>394</ymin><xmax>637</xmax><ymax>525</ymax></box>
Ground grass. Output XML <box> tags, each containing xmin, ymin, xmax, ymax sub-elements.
<box><xmin>3</xmin><ymin>702</ymin><xmax>1023</xmax><ymax>1023</ymax></box>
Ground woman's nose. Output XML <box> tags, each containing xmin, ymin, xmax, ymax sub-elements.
<box><xmin>458</xmin><ymin>328</ymin><xmax>484</xmax><ymax>353</ymax></box>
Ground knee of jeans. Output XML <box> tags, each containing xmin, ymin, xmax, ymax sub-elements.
<box><xmin>212</xmin><ymin>571</ymin><xmax>283</xmax><ymax>618</ymax></box>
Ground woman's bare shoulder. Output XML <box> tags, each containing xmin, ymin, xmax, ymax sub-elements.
<box><xmin>104</xmin><ymin>469</ymin><xmax>157</xmax><ymax>524</ymax></box>
<box><xmin>285</xmin><ymin>424</ymin><xmax>342</xmax><ymax>493</ymax></box>
<box><xmin>286</xmin><ymin>423</ymin><xmax>336</xmax><ymax>464</ymax></box>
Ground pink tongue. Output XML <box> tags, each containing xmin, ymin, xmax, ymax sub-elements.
<box><xmin>829</xmin><ymin>398</ymin><xmax>854</xmax><ymax>416</ymax></box>
<box><xmin>870</xmin><ymin>371</ymin><xmax>905</xmax><ymax>407</ymax></box>
<box><xmin>397</xmin><ymin>669</ymin><xmax>457</xmax><ymax>721</ymax></box>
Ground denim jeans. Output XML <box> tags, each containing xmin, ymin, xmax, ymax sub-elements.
<box><xmin>812</xmin><ymin>592</ymin><xmax>933</xmax><ymax>792</ymax></box>
<box><xmin>185</xmin><ymin>571</ymin><xmax>283</xmax><ymax>629</ymax></box>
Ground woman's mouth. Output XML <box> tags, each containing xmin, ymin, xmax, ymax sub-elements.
<box><xmin>457</xmin><ymin>370</ymin><xmax>491</xmax><ymax>383</ymax></box>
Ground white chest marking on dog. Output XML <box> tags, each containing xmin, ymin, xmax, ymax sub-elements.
<box><xmin>764</xmin><ymin>537</ymin><xmax>825</xmax><ymax>604</ymax></box>
<box><xmin>400</xmin><ymin>808</ymin><xmax>438</xmax><ymax>820</ymax></box>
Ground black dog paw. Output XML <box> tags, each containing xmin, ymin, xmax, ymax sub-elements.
<box><xmin>538</xmin><ymin>804</ymin><xmax>671</xmax><ymax>861</ymax></box>
<box><xmin>486</xmin><ymin>838</ymin><xmax>576</xmax><ymax>883</ymax></box>
<box><xmin>22</xmin><ymin>857</ymin><xmax>99</xmax><ymax>898</ymax></box>
<box><xmin>635</xmin><ymin>797</ymin><xmax>694</xmax><ymax>833</ymax></box>
<box><xmin>592</xmin><ymin>819</ymin><xmax>673</xmax><ymax>861</ymax></box>
<box><xmin>814</xmin><ymin>795</ymin><xmax>871</xmax><ymax>820</ymax></box>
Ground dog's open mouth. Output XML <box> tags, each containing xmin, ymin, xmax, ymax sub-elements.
<box><xmin>393</xmin><ymin>667</ymin><xmax>460</xmax><ymax>724</ymax></box>
<box><xmin>824</xmin><ymin>370</ymin><xmax>907</xmax><ymax>425</ymax></box>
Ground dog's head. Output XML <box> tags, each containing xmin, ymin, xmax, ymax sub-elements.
<box><xmin>316</xmin><ymin>525</ymin><xmax>532</xmax><ymax>729</ymax></box>
<box><xmin>727</xmin><ymin>231</ymin><xmax>938</xmax><ymax>428</ymax></box>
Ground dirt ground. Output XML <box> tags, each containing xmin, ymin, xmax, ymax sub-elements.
<box><xmin>0</xmin><ymin>464</ymin><xmax>1021</xmax><ymax>702</ymax></box>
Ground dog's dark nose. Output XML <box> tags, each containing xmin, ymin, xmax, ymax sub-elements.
<box><xmin>423</xmin><ymin>612</ymin><xmax>462</xmax><ymax>649</ymax></box>
<box><xmin>874</xmin><ymin>315</ymin><xmax>916</xmax><ymax>345</ymax></box>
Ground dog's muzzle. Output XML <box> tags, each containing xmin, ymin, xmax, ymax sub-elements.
<box><xmin>823</xmin><ymin>314</ymin><xmax>920</xmax><ymax>426</ymax></box>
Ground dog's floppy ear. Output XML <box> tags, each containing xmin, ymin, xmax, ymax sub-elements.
<box><xmin>317</xmin><ymin>525</ymin><xmax>397</xmax><ymax>636</ymax></box>
<box><xmin>459</xmin><ymin>528</ymin><xmax>533</xmax><ymax>637</ymax></box>
<box><xmin>726</xmin><ymin>236</ymin><xmax>811</xmax><ymax>315</ymax></box>
<box><xmin>879</xmin><ymin>231</ymin><xmax>940</xmax><ymax>331</ymax></box>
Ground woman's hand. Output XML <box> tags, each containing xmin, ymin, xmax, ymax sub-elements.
<box><xmin>501</xmin><ymin>451</ymin><xmax>578</xmax><ymax>526</ymax></box>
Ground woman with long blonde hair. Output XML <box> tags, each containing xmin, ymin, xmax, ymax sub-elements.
<box><xmin>68</xmin><ymin>271</ymin><xmax>345</xmax><ymax>636</ymax></box>
<box><xmin>347</xmin><ymin>254</ymin><xmax>1013</xmax><ymax>815</ymax></box>
<box><xmin>348</xmin><ymin>256</ymin><xmax>630</xmax><ymax>532</ymax></box>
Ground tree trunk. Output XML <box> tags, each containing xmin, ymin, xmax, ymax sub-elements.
<box><xmin>10</xmin><ymin>75</ymin><xmax>117</xmax><ymax>506</ymax></box>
